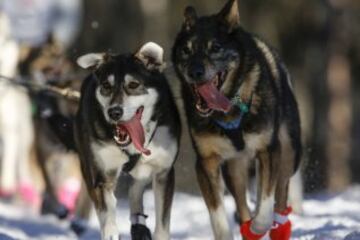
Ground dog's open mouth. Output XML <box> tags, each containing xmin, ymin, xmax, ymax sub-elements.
<box><xmin>192</xmin><ymin>71</ymin><xmax>231</xmax><ymax>117</ymax></box>
<box><xmin>114</xmin><ymin>126</ymin><xmax>131</xmax><ymax>147</ymax></box>
<box><xmin>113</xmin><ymin>106</ymin><xmax>151</xmax><ymax>155</ymax></box>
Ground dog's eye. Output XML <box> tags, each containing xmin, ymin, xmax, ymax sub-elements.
<box><xmin>100</xmin><ymin>85</ymin><xmax>112</xmax><ymax>96</ymax></box>
<box><xmin>128</xmin><ymin>81</ymin><xmax>140</xmax><ymax>89</ymax></box>
<box><xmin>100</xmin><ymin>81</ymin><xmax>112</xmax><ymax>96</ymax></box>
<box><xmin>102</xmin><ymin>81</ymin><xmax>112</xmax><ymax>90</ymax></box>
<box><xmin>182</xmin><ymin>46</ymin><xmax>191</xmax><ymax>55</ymax></box>
<box><xmin>211</xmin><ymin>43</ymin><xmax>222</xmax><ymax>53</ymax></box>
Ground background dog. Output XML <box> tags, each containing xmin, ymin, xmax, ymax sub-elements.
<box><xmin>172</xmin><ymin>0</ymin><xmax>302</xmax><ymax>239</ymax></box>
<box><xmin>0</xmin><ymin>12</ymin><xmax>37</xmax><ymax>205</ymax></box>
<box><xmin>26</xmin><ymin>41</ymin><xmax>82</xmax><ymax>215</ymax></box>
<box><xmin>75</xmin><ymin>42</ymin><xmax>181</xmax><ymax>240</ymax></box>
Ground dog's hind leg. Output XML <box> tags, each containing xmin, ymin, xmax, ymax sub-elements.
<box><xmin>196</xmin><ymin>156</ymin><xmax>233</xmax><ymax>240</ymax></box>
<box><xmin>222</xmin><ymin>158</ymin><xmax>251</xmax><ymax>224</ymax></box>
<box><xmin>269</xmin><ymin>166</ymin><xmax>292</xmax><ymax>240</ymax></box>
<box><xmin>274</xmin><ymin>160</ymin><xmax>294</xmax><ymax>214</ymax></box>
<box><xmin>270</xmin><ymin>128</ymin><xmax>298</xmax><ymax>240</ymax></box>
<box><xmin>275</xmin><ymin>125</ymin><xmax>297</xmax><ymax>213</ymax></box>
<box><xmin>129</xmin><ymin>177</ymin><xmax>152</xmax><ymax>240</ymax></box>
<box><xmin>152</xmin><ymin>167</ymin><xmax>175</xmax><ymax>240</ymax></box>
<box><xmin>288</xmin><ymin>169</ymin><xmax>303</xmax><ymax>214</ymax></box>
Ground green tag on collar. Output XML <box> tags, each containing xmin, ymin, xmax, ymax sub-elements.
<box><xmin>239</xmin><ymin>103</ymin><xmax>249</xmax><ymax>113</ymax></box>
<box><xmin>231</xmin><ymin>96</ymin><xmax>250</xmax><ymax>113</ymax></box>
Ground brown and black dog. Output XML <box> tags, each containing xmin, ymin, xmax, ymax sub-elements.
<box><xmin>172</xmin><ymin>0</ymin><xmax>302</xmax><ymax>239</ymax></box>
<box><xmin>18</xmin><ymin>40</ymin><xmax>86</xmax><ymax>219</ymax></box>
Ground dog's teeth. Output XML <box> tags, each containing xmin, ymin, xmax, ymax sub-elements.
<box><xmin>114</xmin><ymin>135</ymin><xmax>122</xmax><ymax>144</ymax></box>
<box><xmin>114</xmin><ymin>134</ymin><xmax>130</xmax><ymax>145</ymax></box>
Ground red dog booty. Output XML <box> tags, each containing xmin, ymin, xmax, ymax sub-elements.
<box><xmin>270</xmin><ymin>207</ymin><xmax>292</xmax><ymax>240</ymax></box>
<box><xmin>240</xmin><ymin>220</ymin><xmax>266</xmax><ymax>240</ymax></box>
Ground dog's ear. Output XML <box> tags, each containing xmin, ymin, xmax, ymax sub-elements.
<box><xmin>218</xmin><ymin>0</ymin><xmax>240</xmax><ymax>32</ymax></box>
<box><xmin>183</xmin><ymin>6</ymin><xmax>197</xmax><ymax>31</ymax></box>
<box><xmin>77</xmin><ymin>53</ymin><xmax>108</xmax><ymax>69</ymax></box>
<box><xmin>135</xmin><ymin>42</ymin><xmax>165</xmax><ymax>72</ymax></box>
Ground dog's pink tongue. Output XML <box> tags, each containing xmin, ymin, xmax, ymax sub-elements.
<box><xmin>197</xmin><ymin>81</ymin><xmax>231</xmax><ymax>112</ymax></box>
<box><xmin>121</xmin><ymin>110</ymin><xmax>151</xmax><ymax>156</ymax></box>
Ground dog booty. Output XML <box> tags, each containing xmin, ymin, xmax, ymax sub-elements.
<box><xmin>0</xmin><ymin>188</ymin><xmax>15</xmax><ymax>198</ymax></box>
<box><xmin>18</xmin><ymin>182</ymin><xmax>40</xmax><ymax>208</ymax></box>
<box><xmin>270</xmin><ymin>207</ymin><xmax>292</xmax><ymax>240</ymax></box>
<box><xmin>130</xmin><ymin>213</ymin><xmax>151</xmax><ymax>240</ymax></box>
<box><xmin>57</xmin><ymin>178</ymin><xmax>81</xmax><ymax>213</ymax></box>
<box><xmin>240</xmin><ymin>220</ymin><xmax>266</xmax><ymax>240</ymax></box>
<box><xmin>41</xmin><ymin>192</ymin><xmax>69</xmax><ymax>219</ymax></box>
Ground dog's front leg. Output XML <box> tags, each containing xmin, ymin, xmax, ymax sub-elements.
<box><xmin>152</xmin><ymin>167</ymin><xmax>175</xmax><ymax>240</ymax></box>
<box><xmin>0</xmin><ymin>125</ymin><xmax>19</xmax><ymax>195</ymax></box>
<box><xmin>196</xmin><ymin>156</ymin><xmax>233</xmax><ymax>240</ymax></box>
<box><xmin>129</xmin><ymin>177</ymin><xmax>152</xmax><ymax>240</ymax></box>
<box><xmin>241</xmin><ymin>150</ymin><xmax>277</xmax><ymax>239</ymax></box>
<box><xmin>222</xmin><ymin>159</ymin><xmax>251</xmax><ymax>224</ymax></box>
<box><xmin>89</xmin><ymin>181</ymin><xmax>120</xmax><ymax>240</ymax></box>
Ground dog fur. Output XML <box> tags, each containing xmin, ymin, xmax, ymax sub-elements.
<box><xmin>75</xmin><ymin>42</ymin><xmax>181</xmax><ymax>240</ymax></box>
<box><xmin>172</xmin><ymin>0</ymin><xmax>302</xmax><ymax>238</ymax></box>
<box><xmin>0</xmin><ymin>12</ymin><xmax>35</xmax><ymax>200</ymax></box>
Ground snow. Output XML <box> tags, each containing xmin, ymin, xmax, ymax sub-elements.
<box><xmin>0</xmin><ymin>186</ymin><xmax>360</xmax><ymax>240</ymax></box>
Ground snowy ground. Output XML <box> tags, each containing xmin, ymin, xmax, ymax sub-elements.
<box><xmin>0</xmin><ymin>186</ymin><xmax>360</xmax><ymax>240</ymax></box>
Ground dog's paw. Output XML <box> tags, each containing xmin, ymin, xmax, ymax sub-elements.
<box><xmin>240</xmin><ymin>220</ymin><xmax>266</xmax><ymax>240</ymax></box>
<box><xmin>103</xmin><ymin>233</ymin><xmax>121</xmax><ymax>240</ymax></box>
<box><xmin>102</xmin><ymin>225</ymin><xmax>121</xmax><ymax>240</ymax></box>
<box><xmin>131</xmin><ymin>224</ymin><xmax>152</xmax><ymax>240</ymax></box>
<box><xmin>70</xmin><ymin>217</ymin><xmax>88</xmax><ymax>236</ymax></box>
<box><xmin>40</xmin><ymin>193</ymin><xmax>69</xmax><ymax>219</ymax></box>
<box><xmin>104</xmin><ymin>236</ymin><xmax>121</xmax><ymax>240</ymax></box>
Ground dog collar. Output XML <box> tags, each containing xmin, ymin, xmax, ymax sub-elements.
<box><xmin>213</xmin><ymin>94</ymin><xmax>252</xmax><ymax>130</ymax></box>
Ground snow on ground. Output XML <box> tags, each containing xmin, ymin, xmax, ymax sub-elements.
<box><xmin>0</xmin><ymin>186</ymin><xmax>360</xmax><ymax>240</ymax></box>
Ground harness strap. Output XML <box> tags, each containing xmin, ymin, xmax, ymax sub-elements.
<box><xmin>130</xmin><ymin>213</ymin><xmax>148</xmax><ymax>226</ymax></box>
<box><xmin>213</xmin><ymin>93</ymin><xmax>253</xmax><ymax>130</ymax></box>
<box><xmin>0</xmin><ymin>74</ymin><xmax>80</xmax><ymax>101</ymax></box>
<box><xmin>214</xmin><ymin>116</ymin><xmax>243</xmax><ymax>130</ymax></box>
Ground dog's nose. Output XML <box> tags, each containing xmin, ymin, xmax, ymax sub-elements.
<box><xmin>108</xmin><ymin>107</ymin><xmax>123</xmax><ymax>121</ymax></box>
<box><xmin>188</xmin><ymin>63</ymin><xmax>205</xmax><ymax>80</ymax></box>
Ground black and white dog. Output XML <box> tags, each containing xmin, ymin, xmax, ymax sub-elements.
<box><xmin>75</xmin><ymin>42</ymin><xmax>181</xmax><ymax>240</ymax></box>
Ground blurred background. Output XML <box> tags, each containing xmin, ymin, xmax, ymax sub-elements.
<box><xmin>0</xmin><ymin>0</ymin><xmax>359</xmax><ymax>228</ymax></box>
